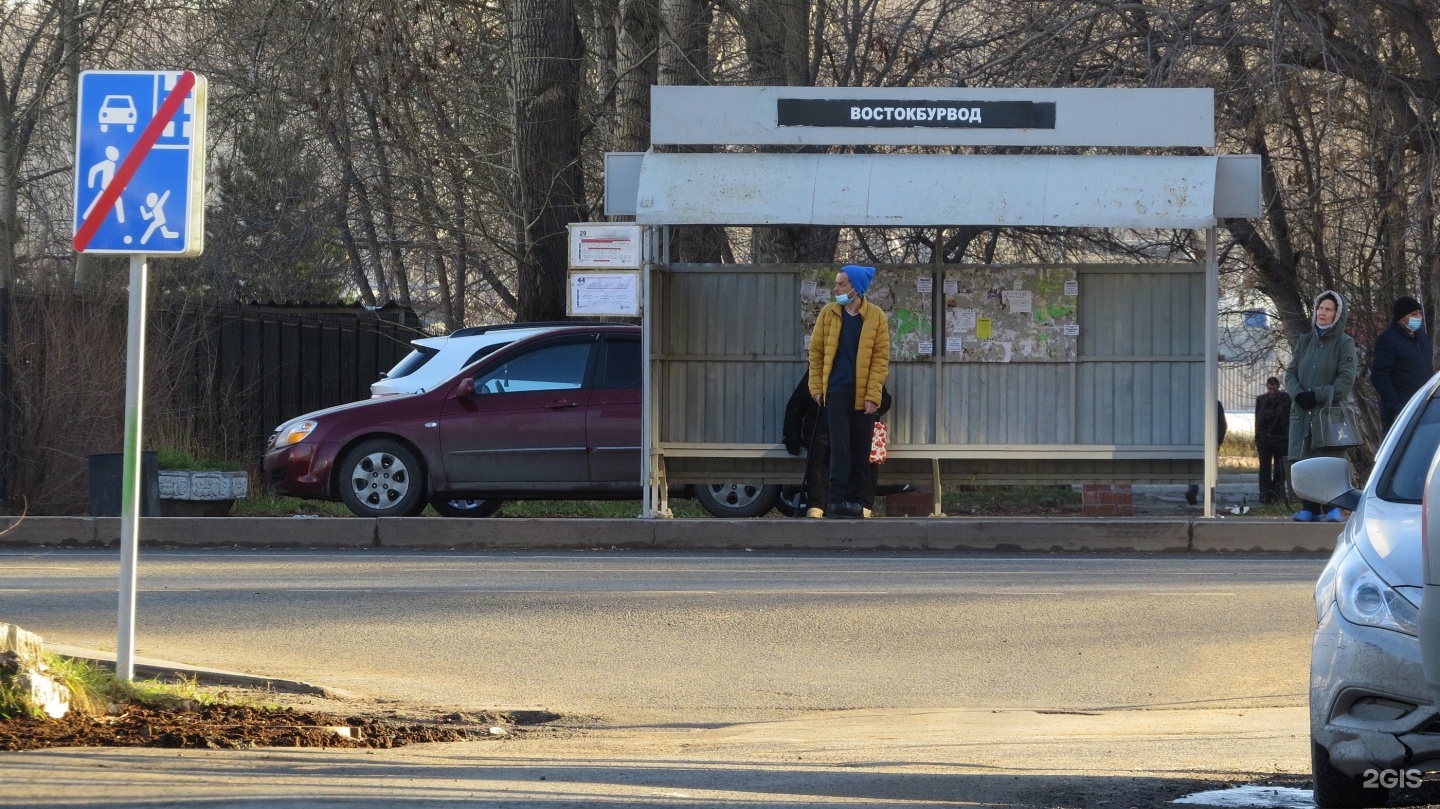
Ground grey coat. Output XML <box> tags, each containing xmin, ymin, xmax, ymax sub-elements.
<box><xmin>1284</xmin><ymin>290</ymin><xmax>1358</xmax><ymax>459</ymax></box>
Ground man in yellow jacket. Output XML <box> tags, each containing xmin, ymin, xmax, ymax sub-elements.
<box><xmin>808</xmin><ymin>265</ymin><xmax>890</xmax><ymax>518</ymax></box>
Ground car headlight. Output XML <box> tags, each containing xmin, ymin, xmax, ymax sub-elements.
<box><xmin>1335</xmin><ymin>545</ymin><xmax>1419</xmax><ymax>636</ymax></box>
<box><xmin>272</xmin><ymin>420</ymin><xmax>318</xmax><ymax>448</ymax></box>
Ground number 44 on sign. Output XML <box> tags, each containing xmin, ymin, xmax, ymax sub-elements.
<box><xmin>72</xmin><ymin>70</ymin><xmax>207</xmax><ymax>256</ymax></box>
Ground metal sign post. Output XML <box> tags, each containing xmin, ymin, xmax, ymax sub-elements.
<box><xmin>116</xmin><ymin>254</ymin><xmax>148</xmax><ymax>681</ymax></box>
<box><xmin>72</xmin><ymin>70</ymin><xmax>206</xmax><ymax>681</ymax></box>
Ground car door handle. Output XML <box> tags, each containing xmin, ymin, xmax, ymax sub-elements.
<box><xmin>549</xmin><ymin>399</ymin><xmax>579</xmax><ymax>410</ymax></box>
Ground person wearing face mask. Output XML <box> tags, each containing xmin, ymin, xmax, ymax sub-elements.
<box><xmin>1285</xmin><ymin>290</ymin><xmax>1358</xmax><ymax>522</ymax></box>
<box><xmin>808</xmin><ymin>265</ymin><xmax>890</xmax><ymax>519</ymax></box>
<box><xmin>1370</xmin><ymin>295</ymin><xmax>1433</xmax><ymax>434</ymax></box>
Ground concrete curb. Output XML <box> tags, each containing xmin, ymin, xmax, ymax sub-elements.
<box><xmin>0</xmin><ymin>516</ymin><xmax>1338</xmax><ymax>554</ymax></box>
<box><xmin>42</xmin><ymin>644</ymin><xmax>349</xmax><ymax>697</ymax></box>
<box><xmin>1191</xmin><ymin>518</ymin><xmax>1342</xmax><ymax>553</ymax></box>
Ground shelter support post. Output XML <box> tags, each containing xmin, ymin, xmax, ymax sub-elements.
<box><xmin>931</xmin><ymin>457</ymin><xmax>943</xmax><ymax>518</ymax></box>
<box><xmin>641</xmin><ymin>226</ymin><xmax>671</xmax><ymax>519</ymax></box>
<box><xmin>1203</xmin><ymin>227</ymin><xmax>1219</xmax><ymax>518</ymax></box>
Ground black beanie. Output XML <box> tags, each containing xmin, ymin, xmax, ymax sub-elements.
<box><xmin>1393</xmin><ymin>295</ymin><xmax>1423</xmax><ymax>322</ymax></box>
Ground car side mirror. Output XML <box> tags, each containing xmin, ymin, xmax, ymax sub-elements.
<box><xmin>1291</xmin><ymin>457</ymin><xmax>1361</xmax><ymax>511</ymax></box>
<box><xmin>456</xmin><ymin>378</ymin><xmax>476</xmax><ymax>398</ymax></box>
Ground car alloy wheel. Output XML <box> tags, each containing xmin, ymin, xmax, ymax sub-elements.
<box><xmin>354</xmin><ymin>451</ymin><xmax>410</xmax><ymax>508</ymax></box>
<box><xmin>431</xmin><ymin>498</ymin><xmax>504</xmax><ymax>518</ymax></box>
<box><xmin>695</xmin><ymin>483</ymin><xmax>780</xmax><ymax>518</ymax></box>
<box><xmin>338</xmin><ymin>438</ymin><xmax>427</xmax><ymax>517</ymax></box>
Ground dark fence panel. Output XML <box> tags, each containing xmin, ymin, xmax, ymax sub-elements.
<box><xmin>1</xmin><ymin>293</ymin><xmax>424</xmax><ymax>513</ymax></box>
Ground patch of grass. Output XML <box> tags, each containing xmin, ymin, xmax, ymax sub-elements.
<box><xmin>1</xmin><ymin>655</ymin><xmax>237</xmax><ymax>719</ymax></box>
<box><xmin>154</xmin><ymin>447</ymin><xmax>244</xmax><ymax>473</ymax></box>
<box><xmin>495</xmin><ymin>499</ymin><xmax>713</xmax><ymax>518</ymax></box>
<box><xmin>231</xmin><ymin>490</ymin><xmax>353</xmax><ymax>517</ymax></box>
<box><xmin>939</xmin><ymin>485</ymin><xmax>1081</xmax><ymax>516</ymax></box>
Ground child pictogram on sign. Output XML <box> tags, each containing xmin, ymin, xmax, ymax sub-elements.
<box><xmin>139</xmin><ymin>190</ymin><xmax>178</xmax><ymax>244</ymax></box>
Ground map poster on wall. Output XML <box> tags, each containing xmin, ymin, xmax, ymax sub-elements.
<box><xmin>800</xmin><ymin>265</ymin><xmax>933</xmax><ymax>362</ymax></box>
<box><xmin>943</xmin><ymin>266</ymin><xmax>1078</xmax><ymax>362</ymax></box>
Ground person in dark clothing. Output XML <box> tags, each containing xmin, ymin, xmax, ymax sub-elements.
<box><xmin>1186</xmin><ymin>402</ymin><xmax>1227</xmax><ymax>506</ymax></box>
<box><xmin>1254</xmin><ymin>377</ymin><xmax>1291</xmax><ymax>504</ymax></box>
<box><xmin>1371</xmin><ymin>295</ymin><xmax>1433</xmax><ymax>433</ymax></box>
<box><xmin>783</xmin><ymin>372</ymin><xmax>891</xmax><ymax>518</ymax></box>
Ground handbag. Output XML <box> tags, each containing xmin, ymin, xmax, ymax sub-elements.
<box><xmin>869</xmin><ymin>421</ymin><xmax>888</xmax><ymax>464</ymax></box>
<box><xmin>1311</xmin><ymin>388</ymin><xmax>1362</xmax><ymax>450</ymax></box>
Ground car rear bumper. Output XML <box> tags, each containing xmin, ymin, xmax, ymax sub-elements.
<box><xmin>262</xmin><ymin>442</ymin><xmax>338</xmax><ymax>499</ymax></box>
<box><xmin>1311</xmin><ymin>603</ymin><xmax>1440</xmax><ymax>776</ymax></box>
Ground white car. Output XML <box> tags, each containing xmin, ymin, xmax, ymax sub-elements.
<box><xmin>98</xmin><ymin>95</ymin><xmax>136</xmax><ymax>133</ymax></box>
<box><xmin>1294</xmin><ymin>370</ymin><xmax>1440</xmax><ymax>807</ymax></box>
<box><xmin>370</xmin><ymin>323</ymin><xmax>559</xmax><ymax>397</ymax></box>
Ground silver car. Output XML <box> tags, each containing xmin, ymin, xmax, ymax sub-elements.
<box><xmin>1295</xmin><ymin>372</ymin><xmax>1440</xmax><ymax>807</ymax></box>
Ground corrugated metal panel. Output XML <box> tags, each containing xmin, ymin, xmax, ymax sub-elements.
<box><xmin>1077</xmin><ymin>270</ymin><xmax>1203</xmax><ymax>445</ymax></box>
<box><xmin>887</xmin><ymin>364</ymin><xmax>935</xmax><ymax>444</ymax></box>
<box><xmin>654</xmin><ymin>264</ymin><xmax>1205</xmax><ymax>479</ymax></box>
<box><xmin>941</xmin><ymin>363</ymin><xmax>1074</xmax><ymax>444</ymax></box>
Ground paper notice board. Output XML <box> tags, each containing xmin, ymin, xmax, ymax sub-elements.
<box><xmin>568</xmin><ymin>223</ymin><xmax>642</xmax><ymax>269</ymax></box>
<box><xmin>568</xmin><ymin>271</ymin><xmax>641</xmax><ymax>317</ymax></box>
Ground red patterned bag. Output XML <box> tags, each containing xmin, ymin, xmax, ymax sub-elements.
<box><xmin>869</xmin><ymin>421</ymin><xmax>888</xmax><ymax>464</ymax></box>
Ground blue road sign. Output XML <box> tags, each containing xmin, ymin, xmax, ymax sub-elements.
<box><xmin>72</xmin><ymin>70</ymin><xmax>207</xmax><ymax>256</ymax></box>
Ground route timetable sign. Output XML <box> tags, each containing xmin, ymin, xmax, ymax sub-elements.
<box><xmin>72</xmin><ymin>70</ymin><xmax>207</xmax><ymax>256</ymax></box>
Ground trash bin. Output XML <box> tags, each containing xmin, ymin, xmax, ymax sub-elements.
<box><xmin>88</xmin><ymin>452</ymin><xmax>161</xmax><ymax>517</ymax></box>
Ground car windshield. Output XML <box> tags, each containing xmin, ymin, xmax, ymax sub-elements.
<box><xmin>384</xmin><ymin>346</ymin><xmax>437</xmax><ymax>381</ymax></box>
<box><xmin>1379</xmin><ymin>396</ymin><xmax>1440</xmax><ymax>503</ymax></box>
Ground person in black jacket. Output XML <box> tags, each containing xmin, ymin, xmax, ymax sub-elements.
<box><xmin>1254</xmin><ymin>377</ymin><xmax>1291</xmax><ymax>504</ymax></box>
<box><xmin>783</xmin><ymin>371</ymin><xmax>890</xmax><ymax>518</ymax></box>
<box><xmin>1371</xmin><ymin>295</ymin><xmax>1433</xmax><ymax>433</ymax></box>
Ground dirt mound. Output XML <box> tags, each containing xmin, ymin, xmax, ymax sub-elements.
<box><xmin>0</xmin><ymin>703</ymin><xmax>541</xmax><ymax>752</ymax></box>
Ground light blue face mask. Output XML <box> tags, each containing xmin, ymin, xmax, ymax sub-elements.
<box><xmin>835</xmin><ymin>293</ymin><xmax>852</xmax><ymax>306</ymax></box>
<box><xmin>1408</xmin><ymin>317</ymin><xmax>1423</xmax><ymax>331</ymax></box>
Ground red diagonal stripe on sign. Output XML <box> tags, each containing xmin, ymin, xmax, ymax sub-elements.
<box><xmin>73</xmin><ymin>71</ymin><xmax>196</xmax><ymax>252</ymax></box>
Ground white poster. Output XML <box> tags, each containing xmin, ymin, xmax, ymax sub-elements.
<box><xmin>569</xmin><ymin>271</ymin><xmax>640</xmax><ymax>316</ymax></box>
<box><xmin>568</xmin><ymin>223</ymin><xmax>642</xmax><ymax>268</ymax></box>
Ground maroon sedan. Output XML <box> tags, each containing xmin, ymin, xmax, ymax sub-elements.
<box><xmin>263</xmin><ymin>324</ymin><xmax>780</xmax><ymax>518</ymax></box>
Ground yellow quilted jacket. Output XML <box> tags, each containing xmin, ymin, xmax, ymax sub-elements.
<box><xmin>807</xmin><ymin>300</ymin><xmax>890</xmax><ymax>410</ymax></box>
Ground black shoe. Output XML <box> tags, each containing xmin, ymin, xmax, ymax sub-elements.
<box><xmin>827</xmin><ymin>498</ymin><xmax>862</xmax><ymax>519</ymax></box>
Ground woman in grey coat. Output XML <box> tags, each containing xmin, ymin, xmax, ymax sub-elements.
<box><xmin>1284</xmin><ymin>290</ymin><xmax>1358</xmax><ymax>522</ymax></box>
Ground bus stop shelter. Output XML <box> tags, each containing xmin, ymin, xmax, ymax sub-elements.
<box><xmin>603</xmin><ymin>87</ymin><xmax>1262</xmax><ymax>518</ymax></box>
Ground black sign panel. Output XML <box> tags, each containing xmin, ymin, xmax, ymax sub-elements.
<box><xmin>777</xmin><ymin>99</ymin><xmax>1056</xmax><ymax>129</ymax></box>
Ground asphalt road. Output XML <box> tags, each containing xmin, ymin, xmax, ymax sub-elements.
<box><xmin>2</xmin><ymin>549</ymin><xmax>1342</xmax><ymax>808</ymax></box>
<box><xmin>2</xmin><ymin>549</ymin><xmax>1323</xmax><ymax>723</ymax></box>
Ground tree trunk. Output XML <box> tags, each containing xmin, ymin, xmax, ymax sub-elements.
<box><xmin>614</xmin><ymin>0</ymin><xmax>658</xmax><ymax>153</ymax></box>
<box><xmin>511</xmin><ymin>0</ymin><xmax>585</xmax><ymax>322</ymax></box>
<box><xmin>655</xmin><ymin>0</ymin><xmax>726</xmax><ymax>263</ymax></box>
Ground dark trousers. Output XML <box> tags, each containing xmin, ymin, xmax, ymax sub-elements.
<box><xmin>805</xmin><ymin>439</ymin><xmax>878</xmax><ymax>511</ymax></box>
<box><xmin>825</xmin><ymin>385</ymin><xmax>877</xmax><ymax>505</ymax></box>
<box><xmin>1257</xmin><ymin>443</ymin><xmax>1286</xmax><ymax>503</ymax></box>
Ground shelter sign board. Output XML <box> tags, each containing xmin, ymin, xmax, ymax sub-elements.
<box><xmin>943</xmin><ymin>266</ymin><xmax>1079</xmax><ymax>362</ymax></box>
<box><xmin>568</xmin><ymin>271</ymin><xmax>640</xmax><ymax>317</ymax></box>
<box><xmin>72</xmin><ymin>70</ymin><xmax>207</xmax><ymax>256</ymax></box>
<box><xmin>779</xmin><ymin>99</ymin><xmax>1055</xmax><ymax>129</ymax></box>
<box><xmin>568</xmin><ymin>223</ymin><xmax>642</xmax><ymax>269</ymax></box>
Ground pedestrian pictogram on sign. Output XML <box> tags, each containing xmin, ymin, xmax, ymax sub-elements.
<box><xmin>72</xmin><ymin>70</ymin><xmax>207</xmax><ymax>256</ymax></box>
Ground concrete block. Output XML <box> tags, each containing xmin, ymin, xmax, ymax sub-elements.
<box><xmin>1191</xmin><ymin>518</ymin><xmax>1339</xmax><ymax>553</ymax></box>
<box><xmin>94</xmin><ymin>517</ymin><xmax>376</xmax><ymax>548</ymax></box>
<box><xmin>0</xmin><ymin>517</ymin><xmax>95</xmax><ymax>547</ymax></box>
<box><xmin>377</xmin><ymin>518</ymin><xmax>657</xmax><ymax>549</ymax></box>
<box><xmin>653</xmin><ymin>518</ymin><xmax>930</xmax><ymax>550</ymax></box>
<box><xmin>927</xmin><ymin>518</ymin><xmax>1190</xmax><ymax>552</ymax></box>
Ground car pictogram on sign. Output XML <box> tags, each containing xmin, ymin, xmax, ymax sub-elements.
<box><xmin>98</xmin><ymin>95</ymin><xmax>137</xmax><ymax>132</ymax></box>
